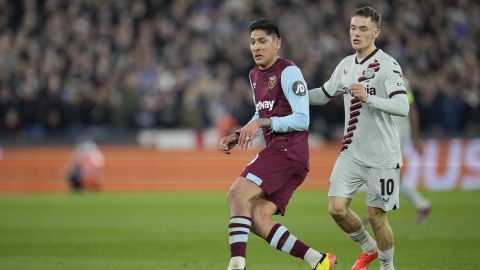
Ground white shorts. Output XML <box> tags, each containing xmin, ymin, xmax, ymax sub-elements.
<box><xmin>328</xmin><ymin>155</ymin><xmax>400</xmax><ymax>211</ymax></box>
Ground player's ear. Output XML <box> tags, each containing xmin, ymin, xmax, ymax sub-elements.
<box><xmin>275</xmin><ymin>37</ymin><xmax>281</xmax><ymax>50</ymax></box>
<box><xmin>374</xmin><ymin>27</ymin><xmax>380</xmax><ymax>39</ymax></box>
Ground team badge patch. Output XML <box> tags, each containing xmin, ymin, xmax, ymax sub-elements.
<box><xmin>292</xmin><ymin>81</ymin><xmax>306</xmax><ymax>96</ymax></box>
<box><xmin>364</xmin><ymin>68</ymin><xmax>375</xmax><ymax>79</ymax></box>
<box><xmin>268</xmin><ymin>76</ymin><xmax>276</xmax><ymax>89</ymax></box>
<box><xmin>358</xmin><ymin>60</ymin><xmax>380</xmax><ymax>82</ymax></box>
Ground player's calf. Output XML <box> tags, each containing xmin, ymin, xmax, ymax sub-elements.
<box><xmin>266</xmin><ymin>223</ymin><xmax>335</xmax><ymax>269</ymax></box>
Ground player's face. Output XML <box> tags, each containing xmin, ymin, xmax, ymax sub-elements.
<box><xmin>350</xmin><ymin>16</ymin><xmax>379</xmax><ymax>51</ymax></box>
<box><xmin>250</xmin><ymin>30</ymin><xmax>281</xmax><ymax>70</ymax></box>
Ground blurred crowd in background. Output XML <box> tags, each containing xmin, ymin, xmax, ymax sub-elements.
<box><xmin>0</xmin><ymin>0</ymin><xmax>479</xmax><ymax>143</ymax></box>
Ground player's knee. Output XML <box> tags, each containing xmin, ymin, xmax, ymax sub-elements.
<box><xmin>328</xmin><ymin>204</ymin><xmax>348</xmax><ymax>219</ymax></box>
<box><xmin>226</xmin><ymin>188</ymin><xmax>242</xmax><ymax>206</ymax></box>
<box><xmin>367</xmin><ymin>208</ymin><xmax>386</xmax><ymax>229</ymax></box>
<box><xmin>227</xmin><ymin>184</ymin><xmax>250</xmax><ymax>206</ymax></box>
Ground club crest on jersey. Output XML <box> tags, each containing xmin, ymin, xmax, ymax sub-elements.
<box><xmin>364</xmin><ymin>68</ymin><xmax>375</xmax><ymax>79</ymax></box>
<box><xmin>358</xmin><ymin>60</ymin><xmax>380</xmax><ymax>82</ymax></box>
<box><xmin>268</xmin><ymin>76</ymin><xmax>276</xmax><ymax>89</ymax></box>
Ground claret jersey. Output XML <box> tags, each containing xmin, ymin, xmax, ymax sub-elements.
<box><xmin>248</xmin><ymin>58</ymin><xmax>310</xmax><ymax>166</ymax></box>
<box><xmin>321</xmin><ymin>49</ymin><xmax>408</xmax><ymax>168</ymax></box>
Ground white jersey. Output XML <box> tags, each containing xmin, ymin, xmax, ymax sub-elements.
<box><xmin>322</xmin><ymin>48</ymin><xmax>407</xmax><ymax>168</ymax></box>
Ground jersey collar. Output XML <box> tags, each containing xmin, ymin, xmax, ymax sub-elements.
<box><xmin>355</xmin><ymin>48</ymin><xmax>380</xmax><ymax>65</ymax></box>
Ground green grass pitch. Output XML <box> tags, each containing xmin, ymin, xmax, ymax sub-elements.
<box><xmin>0</xmin><ymin>190</ymin><xmax>478</xmax><ymax>269</ymax></box>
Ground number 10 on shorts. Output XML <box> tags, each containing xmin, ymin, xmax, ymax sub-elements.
<box><xmin>380</xmin><ymin>178</ymin><xmax>394</xmax><ymax>196</ymax></box>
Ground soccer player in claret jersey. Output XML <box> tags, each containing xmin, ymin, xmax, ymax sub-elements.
<box><xmin>309</xmin><ymin>6</ymin><xmax>409</xmax><ymax>270</ymax></box>
<box><xmin>219</xmin><ymin>18</ymin><xmax>335</xmax><ymax>270</ymax></box>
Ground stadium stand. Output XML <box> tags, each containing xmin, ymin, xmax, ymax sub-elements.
<box><xmin>0</xmin><ymin>0</ymin><xmax>478</xmax><ymax>143</ymax></box>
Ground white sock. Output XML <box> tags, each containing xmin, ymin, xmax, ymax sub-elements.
<box><xmin>227</xmin><ymin>256</ymin><xmax>245</xmax><ymax>270</ymax></box>
<box><xmin>348</xmin><ymin>227</ymin><xmax>377</xmax><ymax>254</ymax></box>
<box><xmin>401</xmin><ymin>182</ymin><xmax>430</xmax><ymax>209</ymax></box>
<box><xmin>379</xmin><ymin>248</ymin><xmax>395</xmax><ymax>270</ymax></box>
<box><xmin>303</xmin><ymin>248</ymin><xmax>324</xmax><ymax>268</ymax></box>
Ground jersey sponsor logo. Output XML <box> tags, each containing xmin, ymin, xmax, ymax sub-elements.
<box><xmin>256</xmin><ymin>100</ymin><xmax>275</xmax><ymax>111</ymax></box>
<box><xmin>365</xmin><ymin>85</ymin><xmax>376</xmax><ymax>95</ymax></box>
<box><xmin>292</xmin><ymin>81</ymin><xmax>306</xmax><ymax>96</ymax></box>
<box><xmin>268</xmin><ymin>76</ymin><xmax>276</xmax><ymax>89</ymax></box>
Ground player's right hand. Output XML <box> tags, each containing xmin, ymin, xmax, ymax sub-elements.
<box><xmin>237</xmin><ymin>120</ymin><xmax>260</xmax><ymax>150</ymax></box>
<box><xmin>349</xmin><ymin>83</ymin><xmax>369</xmax><ymax>102</ymax></box>
<box><xmin>219</xmin><ymin>133</ymin><xmax>239</xmax><ymax>155</ymax></box>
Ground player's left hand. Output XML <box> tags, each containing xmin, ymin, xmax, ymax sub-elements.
<box><xmin>237</xmin><ymin>120</ymin><xmax>260</xmax><ymax>150</ymax></box>
<box><xmin>349</xmin><ymin>83</ymin><xmax>369</xmax><ymax>102</ymax></box>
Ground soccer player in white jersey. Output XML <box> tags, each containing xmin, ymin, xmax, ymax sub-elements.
<box><xmin>309</xmin><ymin>6</ymin><xmax>409</xmax><ymax>270</ymax></box>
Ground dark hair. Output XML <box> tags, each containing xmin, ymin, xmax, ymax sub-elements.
<box><xmin>352</xmin><ymin>6</ymin><xmax>381</xmax><ymax>28</ymax></box>
<box><xmin>248</xmin><ymin>18</ymin><xmax>281</xmax><ymax>38</ymax></box>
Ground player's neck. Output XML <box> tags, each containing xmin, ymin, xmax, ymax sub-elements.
<box><xmin>356</xmin><ymin>45</ymin><xmax>377</xmax><ymax>61</ymax></box>
<box><xmin>259</xmin><ymin>56</ymin><xmax>280</xmax><ymax>70</ymax></box>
